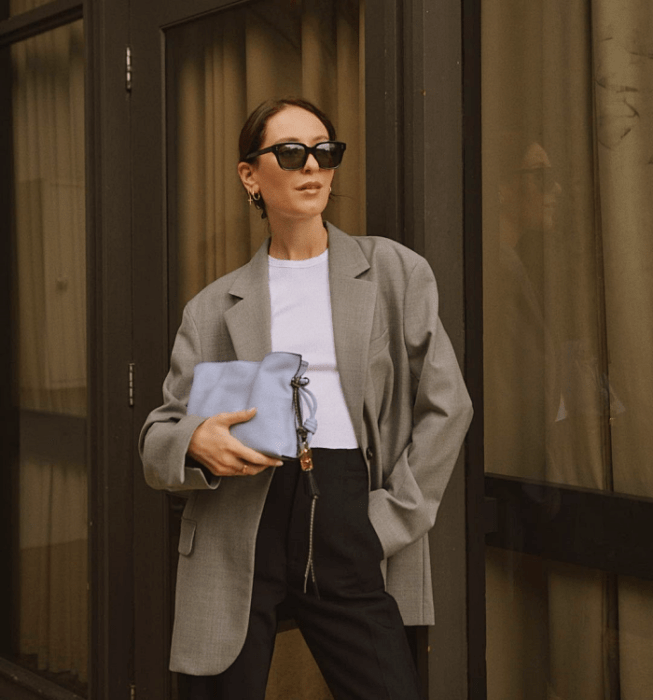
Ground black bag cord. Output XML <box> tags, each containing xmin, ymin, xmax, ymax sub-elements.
<box><xmin>291</xmin><ymin>375</ymin><xmax>320</xmax><ymax>596</ymax></box>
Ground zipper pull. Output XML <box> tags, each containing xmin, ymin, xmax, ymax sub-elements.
<box><xmin>299</xmin><ymin>444</ymin><xmax>314</xmax><ymax>471</ymax></box>
<box><xmin>299</xmin><ymin>444</ymin><xmax>320</xmax><ymax>498</ymax></box>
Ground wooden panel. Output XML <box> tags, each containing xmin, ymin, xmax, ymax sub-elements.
<box><xmin>86</xmin><ymin>0</ymin><xmax>135</xmax><ymax>698</ymax></box>
<box><xmin>364</xmin><ymin>0</ymin><xmax>403</xmax><ymax>241</ymax></box>
<box><xmin>486</xmin><ymin>475</ymin><xmax>653</xmax><ymax>580</ymax></box>
<box><xmin>462</xmin><ymin>0</ymin><xmax>485</xmax><ymax>696</ymax></box>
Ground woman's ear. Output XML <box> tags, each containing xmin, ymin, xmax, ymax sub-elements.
<box><xmin>237</xmin><ymin>161</ymin><xmax>257</xmax><ymax>191</ymax></box>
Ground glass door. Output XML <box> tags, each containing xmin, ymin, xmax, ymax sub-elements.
<box><xmin>1</xmin><ymin>16</ymin><xmax>88</xmax><ymax>698</ymax></box>
<box><xmin>165</xmin><ymin>0</ymin><xmax>366</xmax><ymax>326</ymax></box>
<box><xmin>131</xmin><ymin>1</ymin><xmax>365</xmax><ymax>697</ymax></box>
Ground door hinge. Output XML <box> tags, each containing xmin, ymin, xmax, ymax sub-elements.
<box><xmin>126</xmin><ymin>46</ymin><xmax>133</xmax><ymax>92</ymax></box>
<box><xmin>128</xmin><ymin>362</ymin><xmax>135</xmax><ymax>407</ymax></box>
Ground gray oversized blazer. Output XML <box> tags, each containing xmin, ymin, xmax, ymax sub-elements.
<box><xmin>140</xmin><ymin>223</ymin><xmax>473</xmax><ymax>676</ymax></box>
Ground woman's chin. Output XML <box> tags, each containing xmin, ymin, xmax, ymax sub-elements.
<box><xmin>272</xmin><ymin>204</ymin><xmax>329</xmax><ymax>223</ymax></box>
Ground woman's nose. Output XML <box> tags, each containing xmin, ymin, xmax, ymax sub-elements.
<box><xmin>303</xmin><ymin>153</ymin><xmax>320</xmax><ymax>171</ymax></box>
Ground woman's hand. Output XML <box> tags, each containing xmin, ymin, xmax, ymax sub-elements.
<box><xmin>187</xmin><ymin>408</ymin><xmax>283</xmax><ymax>476</ymax></box>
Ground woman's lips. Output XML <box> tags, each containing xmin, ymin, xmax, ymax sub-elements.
<box><xmin>297</xmin><ymin>181</ymin><xmax>322</xmax><ymax>191</ymax></box>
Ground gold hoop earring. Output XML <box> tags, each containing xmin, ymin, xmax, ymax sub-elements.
<box><xmin>252</xmin><ymin>191</ymin><xmax>261</xmax><ymax>202</ymax></box>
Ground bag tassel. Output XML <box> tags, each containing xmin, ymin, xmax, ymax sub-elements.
<box><xmin>299</xmin><ymin>443</ymin><xmax>320</xmax><ymax>597</ymax></box>
<box><xmin>292</xmin><ymin>377</ymin><xmax>320</xmax><ymax>598</ymax></box>
<box><xmin>293</xmin><ymin>377</ymin><xmax>321</xmax><ymax>597</ymax></box>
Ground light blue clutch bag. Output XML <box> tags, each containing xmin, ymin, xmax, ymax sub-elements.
<box><xmin>187</xmin><ymin>352</ymin><xmax>317</xmax><ymax>460</ymax></box>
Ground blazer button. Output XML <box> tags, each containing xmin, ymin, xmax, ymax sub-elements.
<box><xmin>365</xmin><ymin>447</ymin><xmax>374</xmax><ymax>462</ymax></box>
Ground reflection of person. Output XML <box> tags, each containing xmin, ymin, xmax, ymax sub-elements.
<box><xmin>502</xmin><ymin>141</ymin><xmax>562</xmax><ymax>238</ymax></box>
<box><xmin>485</xmin><ymin>137</ymin><xmax>563</xmax><ymax>478</ymax></box>
<box><xmin>140</xmin><ymin>97</ymin><xmax>472</xmax><ymax>700</ymax></box>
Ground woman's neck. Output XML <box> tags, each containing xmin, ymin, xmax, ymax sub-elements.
<box><xmin>267</xmin><ymin>216</ymin><xmax>328</xmax><ymax>260</ymax></box>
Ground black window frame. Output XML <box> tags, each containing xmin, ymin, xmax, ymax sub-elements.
<box><xmin>0</xmin><ymin>2</ymin><xmax>89</xmax><ymax>699</ymax></box>
<box><xmin>0</xmin><ymin>0</ymin><xmax>486</xmax><ymax>698</ymax></box>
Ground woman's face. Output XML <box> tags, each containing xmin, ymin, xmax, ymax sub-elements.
<box><xmin>515</xmin><ymin>142</ymin><xmax>562</xmax><ymax>232</ymax></box>
<box><xmin>239</xmin><ymin>106</ymin><xmax>336</xmax><ymax>224</ymax></box>
<box><xmin>500</xmin><ymin>142</ymin><xmax>562</xmax><ymax>234</ymax></box>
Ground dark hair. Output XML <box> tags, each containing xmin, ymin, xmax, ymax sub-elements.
<box><xmin>493</xmin><ymin>128</ymin><xmax>544</xmax><ymax>183</ymax></box>
<box><xmin>238</xmin><ymin>97</ymin><xmax>337</xmax><ymax>219</ymax></box>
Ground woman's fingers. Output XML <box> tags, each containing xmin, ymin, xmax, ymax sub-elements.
<box><xmin>214</xmin><ymin>409</ymin><xmax>283</xmax><ymax>468</ymax></box>
<box><xmin>218</xmin><ymin>407</ymin><xmax>257</xmax><ymax>426</ymax></box>
<box><xmin>238</xmin><ymin>460</ymin><xmax>278</xmax><ymax>477</ymax></box>
<box><xmin>187</xmin><ymin>410</ymin><xmax>283</xmax><ymax>476</ymax></box>
<box><xmin>218</xmin><ymin>447</ymin><xmax>282</xmax><ymax>477</ymax></box>
<box><xmin>236</xmin><ymin>443</ymin><xmax>283</xmax><ymax>468</ymax></box>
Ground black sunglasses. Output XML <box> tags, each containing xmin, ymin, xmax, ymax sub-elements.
<box><xmin>246</xmin><ymin>141</ymin><xmax>347</xmax><ymax>171</ymax></box>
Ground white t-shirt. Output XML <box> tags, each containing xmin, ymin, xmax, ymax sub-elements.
<box><xmin>268</xmin><ymin>250</ymin><xmax>358</xmax><ymax>449</ymax></box>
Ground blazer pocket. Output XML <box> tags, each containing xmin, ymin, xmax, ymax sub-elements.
<box><xmin>368</xmin><ymin>328</ymin><xmax>390</xmax><ymax>358</ymax></box>
<box><xmin>178</xmin><ymin>517</ymin><xmax>197</xmax><ymax>556</ymax></box>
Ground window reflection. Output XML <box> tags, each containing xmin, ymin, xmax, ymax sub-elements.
<box><xmin>484</xmin><ymin>133</ymin><xmax>565</xmax><ymax>484</ymax></box>
<box><xmin>482</xmin><ymin>0</ymin><xmax>653</xmax><ymax>697</ymax></box>
<box><xmin>480</xmin><ymin>7</ymin><xmax>649</xmax><ymax>494</ymax></box>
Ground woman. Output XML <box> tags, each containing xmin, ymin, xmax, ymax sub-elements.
<box><xmin>140</xmin><ymin>97</ymin><xmax>473</xmax><ymax>700</ymax></box>
<box><xmin>485</xmin><ymin>135</ymin><xmax>565</xmax><ymax>480</ymax></box>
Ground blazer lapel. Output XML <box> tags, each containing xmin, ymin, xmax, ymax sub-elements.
<box><xmin>224</xmin><ymin>239</ymin><xmax>272</xmax><ymax>361</ymax></box>
<box><xmin>326</xmin><ymin>223</ymin><xmax>377</xmax><ymax>441</ymax></box>
<box><xmin>224</xmin><ymin>224</ymin><xmax>376</xmax><ymax>441</ymax></box>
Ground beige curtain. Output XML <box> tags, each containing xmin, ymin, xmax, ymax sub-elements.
<box><xmin>167</xmin><ymin>2</ymin><xmax>364</xmax><ymax>697</ymax></box>
<box><xmin>483</xmin><ymin>0</ymin><xmax>653</xmax><ymax>697</ymax></box>
<box><xmin>167</xmin><ymin>0</ymin><xmax>366</xmax><ymax>310</ymax></box>
<box><xmin>11</xmin><ymin>15</ymin><xmax>88</xmax><ymax>690</ymax></box>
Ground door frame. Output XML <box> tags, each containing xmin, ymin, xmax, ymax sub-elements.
<box><xmin>461</xmin><ymin>0</ymin><xmax>487</xmax><ymax>698</ymax></box>
<box><xmin>87</xmin><ymin>0</ymin><xmax>135</xmax><ymax>698</ymax></box>
<box><xmin>129</xmin><ymin>0</ymin><xmax>476</xmax><ymax>698</ymax></box>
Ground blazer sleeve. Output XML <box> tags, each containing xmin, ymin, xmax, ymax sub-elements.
<box><xmin>368</xmin><ymin>258</ymin><xmax>473</xmax><ymax>558</ymax></box>
<box><xmin>139</xmin><ymin>305</ymin><xmax>221</xmax><ymax>492</ymax></box>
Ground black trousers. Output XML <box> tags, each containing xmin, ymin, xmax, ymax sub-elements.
<box><xmin>178</xmin><ymin>449</ymin><xmax>423</xmax><ymax>700</ymax></box>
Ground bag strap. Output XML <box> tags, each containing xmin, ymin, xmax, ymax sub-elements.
<box><xmin>291</xmin><ymin>375</ymin><xmax>317</xmax><ymax>452</ymax></box>
<box><xmin>291</xmin><ymin>374</ymin><xmax>320</xmax><ymax>597</ymax></box>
